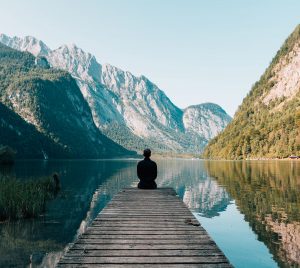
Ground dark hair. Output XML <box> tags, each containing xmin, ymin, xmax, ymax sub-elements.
<box><xmin>143</xmin><ymin>148</ymin><xmax>151</xmax><ymax>157</ymax></box>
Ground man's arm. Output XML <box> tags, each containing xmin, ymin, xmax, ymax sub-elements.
<box><xmin>153</xmin><ymin>162</ymin><xmax>157</xmax><ymax>180</ymax></box>
<box><xmin>137</xmin><ymin>161</ymin><xmax>142</xmax><ymax>179</ymax></box>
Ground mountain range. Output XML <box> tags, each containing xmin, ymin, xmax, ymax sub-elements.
<box><xmin>0</xmin><ymin>33</ymin><xmax>231</xmax><ymax>157</ymax></box>
<box><xmin>203</xmin><ymin>25</ymin><xmax>300</xmax><ymax>159</ymax></box>
<box><xmin>0</xmin><ymin>43</ymin><xmax>131</xmax><ymax>158</ymax></box>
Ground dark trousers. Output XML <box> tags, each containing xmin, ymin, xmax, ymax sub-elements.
<box><xmin>137</xmin><ymin>181</ymin><xmax>157</xmax><ymax>189</ymax></box>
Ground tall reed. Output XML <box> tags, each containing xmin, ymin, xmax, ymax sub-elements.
<box><xmin>0</xmin><ymin>176</ymin><xmax>59</xmax><ymax>221</ymax></box>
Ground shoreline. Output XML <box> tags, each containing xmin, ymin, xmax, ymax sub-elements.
<box><xmin>1</xmin><ymin>155</ymin><xmax>299</xmax><ymax>161</ymax></box>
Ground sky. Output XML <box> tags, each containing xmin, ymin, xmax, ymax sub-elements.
<box><xmin>1</xmin><ymin>0</ymin><xmax>300</xmax><ymax>116</ymax></box>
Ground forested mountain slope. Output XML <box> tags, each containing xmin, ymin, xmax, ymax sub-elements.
<box><xmin>203</xmin><ymin>25</ymin><xmax>300</xmax><ymax>159</ymax></box>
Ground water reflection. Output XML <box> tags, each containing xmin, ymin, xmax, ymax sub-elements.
<box><xmin>156</xmin><ymin>159</ymin><xmax>232</xmax><ymax>217</ymax></box>
<box><xmin>205</xmin><ymin>160</ymin><xmax>300</xmax><ymax>267</ymax></box>
<box><xmin>0</xmin><ymin>160</ymin><xmax>138</xmax><ymax>267</ymax></box>
<box><xmin>0</xmin><ymin>159</ymin><xmax>299</xmax><ymax>268</ymax></box>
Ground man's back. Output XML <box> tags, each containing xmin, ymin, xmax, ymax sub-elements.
<box><xmin>137</xmin><ymin>156</ymin><xmax>157</xmax><ymax>189</ymax></box>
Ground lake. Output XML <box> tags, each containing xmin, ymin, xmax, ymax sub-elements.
<box><xmin>0</xmin><ymin>159</ymin><xmax>299</xmax><ymax>267</ymax></box>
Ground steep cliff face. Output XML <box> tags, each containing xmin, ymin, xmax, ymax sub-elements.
<box><xmin>0</xmin><ymin>43</ymin><xmax>131</xmax><ymax>158</ymax></box>
<box><xmin>203</xmin><ymin>25</ymin><xmax>300</xmax><ymax>159</ymax></box>
<box><xmin>101</xmin><ymin>64</ymin><xmax>184</xmax><ymax>135</ymax></box>
<box><xmin>49</xmin><ymin>44</ymin><xmax>102</xmax><ymax>83</ymax></box>
<box><xmin>0</xmin><ymin>33</ymin><xmax>231</xmax><ymax>153</ymax></box>
<box><xmin>100</xmin><ymin>63</ymin><xmax>187</xmax><ymax>151</ymax></box>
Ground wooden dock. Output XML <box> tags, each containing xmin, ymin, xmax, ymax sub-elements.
<box><xmin>57</xmin><ymin>188</ymin><xmax>231</xmax><ymax>267</ymax></box>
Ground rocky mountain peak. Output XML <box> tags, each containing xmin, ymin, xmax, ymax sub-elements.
<box><xmin>102</xmin><ymin>63</ymin><xmax>159</xmax><ymax>96</ymax></box>
<box><xmin>49</xmin><ymin>44</ymin><xmax>102</xmax><ymax>83</ymax></box>
<box><xmin>0</xmin><ymin>33</ymin><xmax>50</xmax><ymax>56</ymax></box>
<box><xmin>183</xmin><ymin>103</ymin><xmax>231</xmax><ymax>140</ymax></box>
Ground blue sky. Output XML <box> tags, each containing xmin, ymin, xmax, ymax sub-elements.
<box><xmin>1</xmin><ymin>0</ymin><xmax>300</xmax><ymax>116</ymax></box>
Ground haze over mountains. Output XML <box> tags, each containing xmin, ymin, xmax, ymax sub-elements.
<box><xmin>0</xmin><ymin>33</ymin><xmax>231</xmax><ymax>157</ymax></box>
<box><xmin>204</xmin><ymin>25</ymin><xmax>300</xmax><ymax>159</ymax></box>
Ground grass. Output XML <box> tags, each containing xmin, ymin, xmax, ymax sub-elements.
<box><xmin>0</xmin><ymin>176</ymin><xmax>59</xmax><ymax>221</ymax></box>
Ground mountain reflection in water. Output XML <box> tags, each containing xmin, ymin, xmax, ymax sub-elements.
<box><xmin>0</xmin><ymin>159</ymin><xmax>299</xmax><ymax>268</ymax></box>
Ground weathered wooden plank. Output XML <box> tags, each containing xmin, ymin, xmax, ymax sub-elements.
<box><xmin>92</xmin><ymin>221</ymin><xmax>201</xmax><ymax>226</ymax></box>
<box><xmin>97</xmin><ymin>215</ymin><xmax>194</xmax><ymax>218</ymax></box>
<box><xmin>94</xmin><ymin>218</ymin><xmax>199</xmax><ymax>222</ymax></box>
<box><xmin>99</xmin><ymin>211</ymin><xmax>193</xmax><ymax>214</ymax></box>
<box><xmin>91</xmin><ymin>223</ymin><xmax>202</xmax><ymax>228</ymax></box>
<box><xmin>102</xmin><ymin>209</ymin><xmax>188</xmax><ymax>212</ymax></box>
<box><xmin>66</xmin><ymin>249</ymin><xmax>223</xmax><ymax>257</ymax></box>
<box><xmin>95</xmin><ymin>217</ymin><xmax>197</xmax><ymax>221</ymax></box>
<box><xmin>75</xmin><ymin>239</ymin><xmax>213</xmax><ymax>244</ymax></box>
<box><xmin>87</xmin><ymin>226</ymin><xmax>201</xmax><ymax>229</ymax></box>
<box><xmin>101</xmin><ymin>208</ymin><xmax>192</xmax><ymax>211</ymax></box>
<box><xmin>104</xmin><ymin>205</ymin><xmax>186</xmax><ymax>207</ymax></box>
<box><xmin>97</xmin><ymin>214</ymin><xmax>194</xmax><ymax>218</ymax></box>
<box><xmin>104</xmin><ymin>205</ymin><xmax>185</xmax><ymax>207</ymax></box>
<box><xmin>88</xmin><ymin>225</ymin><xmax>203</xmax><ymax>230</ymax></box>
<box><xmin>59</xmin><ymin>255</ymin><xmax>229</xmax><ymax>264</ymax></box>
<box><xmin>107</xmin><ymin>200</ymin><xmax>180</xmax><ymax>202</ymax></box>
<box><xmin>80</xmin><ymin>234</ymin><xmax>211</xmax><ymax>240</ymax></box>
<box><xmin>110</xmin><ymin>198</ymin><xmax>181</xmax><ymax>201</ymax></box>
<box><xmin>100</xmin><ymin>210</ymin><xmax>191</xmax><ymax>213</ymax></box>
<box><xmin>71</xmin><ymin>243</ymin><xmax>219</xmax><ymax>250</ymax></box>
<box><xmin>85</xmin><ymin>230</ymin><xmax>207</xmax><ymax>235</ymax></box>
<box><xmin>57</xmin><ymin>188</ymin><xmax>231</xmax><ymax>267</ymax></box>
<box><xmin>57</xmin><ymin>264</ymin><xmax>232</xmax><ymax>268</ymax></box>
<box><xmin>103</xmin><ymin>208</ymin><xmax>188</xmax><ymax>211</ymax></box>
<box><xmin>107</xmin><ymin>199</ymin><xmax>180</xmax><ymax>201</ymax></box>
<box><xmin>106</xmin><ymin>201</ymin><xmax>182</xmax><ymax>203</ymax></box>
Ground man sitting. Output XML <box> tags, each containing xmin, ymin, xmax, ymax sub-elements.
<box><xmin>137</xmin><ymin>149</ymin><xmax>157</xmax><ymax>189</ymax></box>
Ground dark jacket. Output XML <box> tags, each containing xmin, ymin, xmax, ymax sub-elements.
<box><xmin>137</xmin><ymin>157</ymin><xmax>157</xmax><ymax>189</ymax></box>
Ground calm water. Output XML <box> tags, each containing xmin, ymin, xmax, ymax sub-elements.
<box><xmin>0</xmin><ymin>159</ymin><xmax>299</xmax><ymax>267</ymax></box>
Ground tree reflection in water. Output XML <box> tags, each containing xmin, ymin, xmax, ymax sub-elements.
<box><xmin>205</xmin><ymin>160</ymin><xmax>300</xmax><ymax>268</ymax></box>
